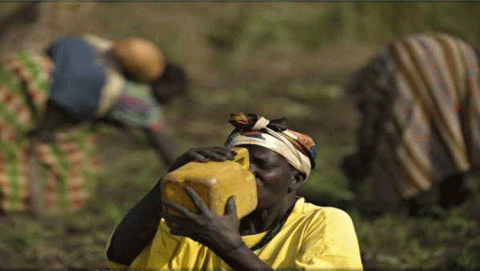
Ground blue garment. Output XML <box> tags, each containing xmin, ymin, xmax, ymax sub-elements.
<box><xmin>46</xmin><ymin>38</ymin><xmax>106</xmax><ymax>122</ymax></box>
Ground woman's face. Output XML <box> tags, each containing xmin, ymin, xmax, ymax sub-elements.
<box><xmin>244</xmin><ymin>145</ymin><xmax>296</xmax><ymax>210</ymax></box>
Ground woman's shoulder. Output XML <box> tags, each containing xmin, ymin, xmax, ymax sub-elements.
<box><xmin>293</xmin><ymin>198</ymin><xmax>355</xmax><ymax>227</ymax></box>
<box><xmin>295</xmin><ymin>197</ymin><xmax>351</xmax><ymax>216</ymax></box>
<box><xmin>293</xmin><ymin>199</ymin><xmax>360</xmax><ymax>250</ymax></box>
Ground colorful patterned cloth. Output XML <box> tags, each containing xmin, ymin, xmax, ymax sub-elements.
<box><xmin>107</xmin><ymin>80</ymin><xmax>164</xmax><ymax>132</ymax></box>
<box><xmin>225</xmin><ymin>113</ymin><xmax>316</xmax><ymax>177</ymax></box>
<box><xmin>347</xmin><ymin>33</ymin><xmax>480</xmax><ymax>199</ymax></box>
<box><xmin>0</xmin><ymin>51</ymin><xmax>99</xmax><ymax>214</ymax></box>
<box><xmin>0</xmin><ymin>45</ymin><xmax>164</xmax><ymax>214</ymax></box>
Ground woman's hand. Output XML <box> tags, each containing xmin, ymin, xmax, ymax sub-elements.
<box><xmin>168</xmin><ymin>147</ymin><xmax>237</xmax><ymax>172</ymax></box>
<box><xmin>163</xmin><ymin>187</ymin><xmax>245</xmax><ymax>255</ymax></box>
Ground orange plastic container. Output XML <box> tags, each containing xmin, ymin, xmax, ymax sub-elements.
<box><xmin>161</xmin><ymin>147</ymin><xmax>257</xmax><ymax>219</ymax></box>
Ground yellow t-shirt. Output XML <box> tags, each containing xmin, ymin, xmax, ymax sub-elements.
<box><xmin>108</xmin><ymin>198</ymin><xmax>363</xmax><ymax>270</ymax></box>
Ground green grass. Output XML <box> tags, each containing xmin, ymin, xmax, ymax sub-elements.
<box><xmin>1</xmin><ymin>79</ymin><xmax>479</xmax><ymax>269</ymax></box>
<box><xmin>2</xmin><ymin>2</ymin><xmax>480</xmax><ymax>269</ymax></box>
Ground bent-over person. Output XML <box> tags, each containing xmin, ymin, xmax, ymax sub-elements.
<box><xmin>342</xmin><ymin>32</ymin><xmax>480</xmax><ymax>215</ymax></box>
<box><xmin>0</xmin><ymin>34</ymin><xmax>187</xmax><ymax>214</ymax></box>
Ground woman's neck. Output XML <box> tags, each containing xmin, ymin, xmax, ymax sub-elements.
<box><xmin>239</xmin><ymin>194</ymin><xmax>297</xmax><ymax>235</ymax></box>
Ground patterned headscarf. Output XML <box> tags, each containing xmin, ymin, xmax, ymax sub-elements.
<box><xmin>225</xmin><ymin>113</ymin><xmax>316</xmax><ymax>177</ymax></box>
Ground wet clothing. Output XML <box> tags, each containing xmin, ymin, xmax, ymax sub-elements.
<box><xmin>108</xmin><ymin>197</ymin><xmax>363</xmax><ymax>270</ymax></box>
<box><xmin>347</xmin><ymin>33</ymin><xmax>480</xmax><ymax>199</ymax></box>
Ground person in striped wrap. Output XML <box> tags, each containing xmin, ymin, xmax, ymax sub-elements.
<box><xmin>342</xmin><ymin>32</ymin><xmax>480</xmax><ymax>216</ymax></box>
<box><xmin>0</xmin><ymin>35</ymin><xmax>187</xmax><ymax>215</ymax></box>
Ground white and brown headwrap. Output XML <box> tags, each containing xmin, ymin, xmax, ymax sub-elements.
<box><xmin>225</xmin><ymin>113</ymin><xmax>317</xmax><ymax>177</ymax></box>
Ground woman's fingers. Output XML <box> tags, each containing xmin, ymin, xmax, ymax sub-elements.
<box><xmin>211</xmin><ymin>146</ymin><xmax>237</xmax><ymax>160</ymax></box>
<box><xmin>196</xmin><ymin>147</ymin><xmax>236</xmax><ymax>160</ymax></box>
<box><xmin>188</xmin><ymin>151</ymin><xmax>208</xmax><ymax>162</ymax></box>
<box><xmin>164</xmin><ymin>187</ymin><xmax>210</xmax><ymax>216</ymax></box>
<box><xmin>164</xmin><ymin>200</ymin><xmax>197</xmax><ymax>219</ymax></box>
<box><xmin>196</xmin><ymin>147</ymin><xmax>235</xmax><ymax>161</ymax></box>
<box><xmin>224</xmin><ymin>195</ymin><xmax>238</xmax><ymax>218</ymax></box>
<box><xmin>165</xmin><ymin>214</ymin><xmax>195</xmax><ymax>236</ymax></box>
<box><xmin>184</xmin><ymin>187</ymin><xmax>210</xmax><ymax>214</ymax></box>
<box><xmin>170</xmin><ymin>148</ymin><xmax>237</xmax><ymax>172</ymax></box>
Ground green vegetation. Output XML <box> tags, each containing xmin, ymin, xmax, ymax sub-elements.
<box><xmin>1</xmin><ymin>2</ymin><xmax>480</xmax><ymax>269</ymax></box>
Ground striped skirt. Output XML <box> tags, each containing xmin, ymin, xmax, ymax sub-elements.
<box><xmin>348</xmin><ymin>33</ymin><xmax>480</xmax><ymax>200</ymax></box>
<box><xmin>0</xmin><ymin>51</ymin><xmax>99</xmax><ymax>214</ymax></box>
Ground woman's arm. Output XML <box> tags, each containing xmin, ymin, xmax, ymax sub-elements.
<box><xmin>106</xmin><ymin>180</ymin><xmax>163</xmax><ymax>266</ymax></box>
<box><xmin>107</xmin><ymin>147</ymin><xmax>237</xmax><ymax>266</ymax></box>
<box><xmin>143</xmin><ymin>127</ymin><xmax>177</xmax><ymax>167</ymax></box>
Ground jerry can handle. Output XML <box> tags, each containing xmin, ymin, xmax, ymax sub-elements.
<box><xmin>231</xmin><ymin>147</ymin><xmax>250</xmax><ymax>171</ymax></box>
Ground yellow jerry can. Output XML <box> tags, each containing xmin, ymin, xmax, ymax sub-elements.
<box><xmin>161</xmin><ymin>147</ymin><xmax>257</xmax><ymax>219</ymax></box>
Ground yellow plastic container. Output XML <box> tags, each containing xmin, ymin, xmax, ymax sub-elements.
<box><xmin>161</xmin><ymin>147</ymin><xmax>257</xmax><ymax>219</ymax></box>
